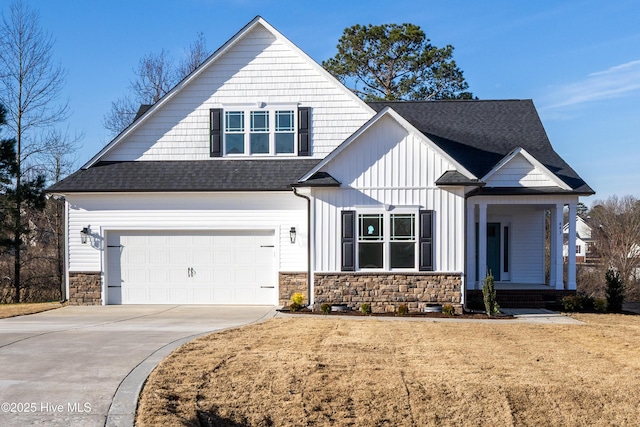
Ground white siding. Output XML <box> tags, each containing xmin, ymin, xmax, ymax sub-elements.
<box><xmin>497</xmin><ymin>208</ymin><xmax>545</xmax><ymax>284</ymax></box>
<box><xmin>486</xmin><ymin>153</ymin><xmax>558</xmax><ymax>187</ymax></box>
<box><xmin>311</xmin><ymin>116</ymin><xmax>465</xmax><ymax>272</ymax></box>
<box><xmin>102</xmin><ymin>24</ymin><xmax>373</xmax><ymax>162</ymax></box>
<box><xmin>66</xmin><ymin>192</ymin><xmax>307</xmax><ymax>273</ymax></box>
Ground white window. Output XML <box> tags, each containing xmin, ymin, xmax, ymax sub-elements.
<box><xmin>357</xmin><ymin>212</ymin><xmax>417</xmax><ymax>270</ymax></box>
<box><xmin>224</xmin><ymin>107</ymin><xmax>297</xmax><ymax>156</ymax></box>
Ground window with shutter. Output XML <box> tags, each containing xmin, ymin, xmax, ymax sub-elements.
<box><xmin>348</xmin><ymin>210</ymin><xmax>422</xmax><ymax>271</ymax></box>
<box><xmin>216</xmin><ymin>106</ymin><xmax>308</xmax><ymax>156</ymax></box>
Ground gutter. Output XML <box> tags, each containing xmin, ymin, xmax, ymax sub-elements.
<box><xmin>292</xmin><ymin>187</ymin><xmax>312</xmax><ymax>308</ymax></box>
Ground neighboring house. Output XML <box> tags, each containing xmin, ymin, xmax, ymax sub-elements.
<box><xmin>563</xmin><ymin>215</ymin><xmax>596</xmax><ymax>263</ymax></box>
<box><xmin>48</xmin><ymin>17</ymin><xmax>594</xmax><ymax>311</ymax></box>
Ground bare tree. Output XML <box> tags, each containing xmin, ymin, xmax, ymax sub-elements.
<box><xmin>0</xmin><ymin>0</ymin><xmax>69</xmax><ymax>302</ymax></box>
<box><xmin>590</xmin><ymin>195</ymin><xmax>640</xmax><ymax>292</ymax></box>
<box><xmin>176</xmin><ymin>32</ymin><xmax>208</xmax><ymax>80</ymax></box>
<box><xmin>103</xmin><ymin>33</ymin><xmax>209</xmax><ymax>136</ymax></box>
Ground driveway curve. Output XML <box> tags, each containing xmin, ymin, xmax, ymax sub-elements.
<box><xmin>0</xmin><ymin>305</ymin><xmax>275</xmax><ymax>427</ymax></box>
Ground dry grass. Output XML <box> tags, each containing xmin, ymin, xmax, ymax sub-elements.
<box><xmin>137</xmin><ymin>314</ymin><xmax>640</xmax><ymax>426</ymax></box>
<box><xmin>0</xmin><ymin>301</ymin><xmax>64</xmax><ymax>318</ymax></box>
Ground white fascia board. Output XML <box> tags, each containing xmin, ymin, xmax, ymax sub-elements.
<box><xmin>83</xmin><ymin>16</ymin><xmax>374</xmax><ymax>169</ymax></box>
<box><xmin>299</xmin><ymin>107</ymin><xmax>476</xmax><ymax>182</ymax></box>
<box><xmin>481</xmin><ymin>147</ymin><xmax>572</xmax><ymax>190</ymax></box>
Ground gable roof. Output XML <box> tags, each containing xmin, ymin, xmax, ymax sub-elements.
<box><xmin>82</xmin><ymin>16</ymin><xmax>372</xmax><ymax>169</ymax></box>
<box><xmin>47</xmin><ymin>159</ymin><xmax>321</xmax><ymax>193</ymax></box>
<box><xmin>482</xmin><ymin>147</ymin><xmax>572</xmax><ymax>190</ymax></box>
<box><xmin>367</xmin><ymin>100</ymin><xmax>594</xmax><ymax>194</ymax></box>
<box><xmin>298</xmin><ymin>106</ymin><xmax>475</xmax><ymax>183</ymax></box>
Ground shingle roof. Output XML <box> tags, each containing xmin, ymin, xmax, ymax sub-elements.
<box><xmin>47</xmin><ymin>159</ymin><xmax>321</xmax><ymax>193</ymax></box>
<box><xmin>367</xmin><ymin>100</ymin><xmax>594</xmax><ymax>194</ymax></box>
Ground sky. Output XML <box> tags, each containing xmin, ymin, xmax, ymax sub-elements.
<box><xmin>6</xmin><ymin>0</ymin><xmax>640</xmax><ymax>205</ymax></box>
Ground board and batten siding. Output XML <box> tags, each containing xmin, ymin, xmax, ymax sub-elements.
<box><xmin>485</xmin><ymin>153</ymin><xmax>558</xmax><ymax>187</ymax></box>
<box><xmin>66</xmin><ymin>192</ymin><xmax>307</xmax><ymax>273</ymax></box>
<box><xmin>311</xmin><ymin>115</ymin><xmax>465</xmax><ymax>272</ymax></box>
<box><xmin>101</xmin><ymin>24</ymin><xmax>373</xmax><ymax>162</ymax></box>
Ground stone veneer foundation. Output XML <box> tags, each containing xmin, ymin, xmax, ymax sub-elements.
<box><xmin>279</xmin><ymin>272</ymin><xmax>308</xmax><ymax>306</ymax></box>
<box><xmin>313</xmin><ymin>272</ymin><xmax>462</xmax><ymax>314</ymax></box>
<box><xmin>68</xmin><ymin>272</ymin><xmax>102</xmax><ymax>305</ymax></box>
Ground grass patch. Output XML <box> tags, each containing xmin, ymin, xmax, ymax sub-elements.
<box><xmin>137</xmin><ymin>314</ymin><xmax>640</xmax><ymax>426</ymax></box>
<box><xmin>0</xmin><ymin>301</ymin><xmax>64</xmax><ymax>319</ymax></box>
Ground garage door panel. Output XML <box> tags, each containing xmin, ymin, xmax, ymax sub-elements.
<box><xmin>107</xmin><ymin>230</ymin><xmax>275</xmax><ymax>305</ymax></box>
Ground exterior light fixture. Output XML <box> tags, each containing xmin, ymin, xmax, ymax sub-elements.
<box><xmin>81</xmin><ymin>227</ymin><xmax>90</xmax><ymax>244</ymax></box>
<box><xmin>289</xmin><ymin>227</ymin><xmax>296</xmax><ymax>244</ymax></box>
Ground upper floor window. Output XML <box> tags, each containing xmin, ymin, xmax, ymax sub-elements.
<box><xmin>224</xmin><ymin>108</ymin><xmax>296</xmax><ymax>156</ymax></box>
<box><xmin>210</xmin><ymin>107</ymin><xmax>309</xmax><ymax>158</ymax></box>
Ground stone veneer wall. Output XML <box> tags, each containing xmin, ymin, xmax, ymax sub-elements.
<box><xmin>279</xmin><ymin>272</ymin><xmax>308</xmax><ymax>306</ymax></box>
<box><xmin>68</xmin><ymin>272</ymin><xmax>102</xmax><ymax>305</ymax></box>
<box><xmin>314</xmin><ymin>272</ymin><xmax>462</xmax><ymax>314</ymax></box>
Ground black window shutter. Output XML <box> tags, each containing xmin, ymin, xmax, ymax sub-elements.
<box><xmin>298</xmin><ymin>107</ymin><xmax>310</xmax><ymax>156</ymax></box>
<box><xmin>419</xmin><ymin>210</ymin><xmax>434</xmax><ymax>271</ymax></box>
<box><xmin>341</xmin><ymin>210</ymin><xmax>355</xmax><ymax>271</ymax></box>
<box><xmin>210</xmin><ymin>108</ymin><xmax>222</xmax><ymax>157</ymax></box>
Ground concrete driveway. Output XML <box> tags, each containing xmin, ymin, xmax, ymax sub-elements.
<box><xmin>0</xmin><ymin>305</ymin><xmax>275</xmax><ymax>427</ymax></box>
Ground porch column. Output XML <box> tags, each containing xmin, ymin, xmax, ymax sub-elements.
<box><xmin>567</xmin><ymin>202</ymin><xmax>577</xmax><ymax>290</ymax></box>
<box><xmin>467</xmin><ymin>202</ymin><xmax>477</xmax><ymax>289</ymax></box>
<box><xmin>478</xmin><ymin>202</ymin><xmax>487</xmax><ymax>287</ymax></box>
<box><xmin>550</xmin><ymin>203</ymin><xmax>564</xmax><ymax>290</ymax></box>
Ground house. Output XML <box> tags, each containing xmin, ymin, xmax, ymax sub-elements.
<box><xmin>563</xmin><ymin>215</ymin><xmax>596</xmax><ymax>264</ymax></box>
<box><xmin>47</xmin><ymin>17</ymin><xmax>594</xmax><ymax>312</ymax></box>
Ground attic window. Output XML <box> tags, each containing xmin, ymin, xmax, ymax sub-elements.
<box><xmin>223</xmin><ymin>108</ymin><xmax>298</xmax><ymax>156</ymax></box>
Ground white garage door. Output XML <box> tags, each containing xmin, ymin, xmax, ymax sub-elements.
<box><xmin>106</xmin><ymin>230</ymin><xmax>276</xmax><ymax>305</ymax></box>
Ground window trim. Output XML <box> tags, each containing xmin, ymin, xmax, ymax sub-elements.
<box><xmin>355</xmin><ymin>209</ymin><xmax>419</xmax><ymax>271</ymax></box>
<box><xmin>223</xmin><ymin>105</ymin><xmax>298</xmax><ymax>156</ymax></box>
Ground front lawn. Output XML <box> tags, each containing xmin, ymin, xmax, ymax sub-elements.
<box><xmin>0</xmin><ymin>301</ymin><xmax>64</xmax><ymax>319</ymax></box>
<box><xmin>137</xmin><ymin>314</ymin><xmax>640</xmax><ymax>426</ymax></box>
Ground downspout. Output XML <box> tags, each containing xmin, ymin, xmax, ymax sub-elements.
<box><xmin>292</xmin><ymin>187</ymin><xmax>312</xmax><ymax>309</ymax></box>
<box><xmin>462</xmin><ymin>194</ymin><xmax>468</xmax><ymax>312</ymax></box>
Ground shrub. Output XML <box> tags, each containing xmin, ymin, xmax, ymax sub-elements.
<box><xmin>397</xmin><ymin>304</ymin><xmax>408</xmax><ymax>316</ymax></box>
<box><xmin>442</xmin><ymin>303</ymin><xmax>455</xmax><ymax>316</ymax></box>
<box><xmin>360</xmin><ymin>303</ymin><xmax>371</xmax><ymax>315</ymax></box>
<box><xmin>482</xmin><ymin>272</ymin><xmax>500</xmax><ymax>317</ymax></box>
<box><xmin>594</xmin><ymin>298</ymin><xmax>608</xmax><ymax>313</ymax></box>
<box><xmin>562</xmin><ymin>294</ymin><xmax>583</xmax><ymax>312</ymax></box>
<box><xmin>289</xmin><ymin>292</ymin><xmax>305</xmax><ymax>312</ymax></box>
<box><xmin>562</xmin><ymin>293</ymin><xmax>598</xmax><ymax>312</ymax></box>
<box><xmin>320</xmin><ymin>303</ymin><xmax>331</xmax><ymax>314</ymax></box>
<box><xmin>605</xmin><ymin>269</ymin><xmax>625</xmax><ymax>313</ymax></box>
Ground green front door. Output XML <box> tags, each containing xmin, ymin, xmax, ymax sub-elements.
<box><xmin>476</xmin><ymin>222</ymin><xmax>501</xmax><ymax>281</ymax></box>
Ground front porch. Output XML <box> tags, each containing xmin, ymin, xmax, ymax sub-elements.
<box><xmin>466</xmin><ymin>195</ymin><xmax>579</xmax><ymax>297</ymax></box>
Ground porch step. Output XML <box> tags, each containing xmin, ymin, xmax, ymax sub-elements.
<box><xmin>466</xmin><ymin>290</ymin><xmax>574</xmax><ymax>310</ymax></box>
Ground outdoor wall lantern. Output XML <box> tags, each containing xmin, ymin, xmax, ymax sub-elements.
<box><xmin>289</xmin><ymin>227</ymin><xmax>296</xmax><ymax>244</ymax></box>
<box><xmin>80</xmin><ymin>226</ymin><xmax>90</xmax><ymax>244</ymax></box>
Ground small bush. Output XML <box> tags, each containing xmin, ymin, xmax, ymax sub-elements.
<box><xmin>360</xmin><ymin>303</ymin><xmax>371</xmax><ymax>315</ymax></box>
<box><xmin>320</xmin><ymin>303</ymin><xmax>331</xmax><ymax>314</ymax></box>
<box><xmin>442</xmin><ymin>303</ymin><xmax>455</xmax><ymax>316</ymax></box>
<box><xmin>397</xmin><ymin>304</ymin><xmax>409</xmax><ymax>316</ymax></box>
<box><xmin>562</xmin><ymin>294</ymin><xmax>583</xmax><ymax>312</ymax></box>
<box><xmin>289</xmin><ymin>292</ymin><xmax>305</xmax><ymax>312</ymax></box>
<box><xmin>562</xmin><ymin>293</ymin><xmax>596</xmax><ymax>312</ymax></box>
<box><xmin>594</xmin><ymin>298</ymin><xmax>608</xmax><ymax>313</ymax></box>
<box><xmin>482</xmin><ymin>272</ymin><xmax>500</xmax><ymax>317</ymax></box>
<box><xmin>605</xmin><ymin>269</ymin><xmax>625</xmax><ymax>313</ymax></box>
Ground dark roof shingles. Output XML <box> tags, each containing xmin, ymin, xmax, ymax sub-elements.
<box><xmin>47</xmin><ymin>159</ymin><xmax>321</xmax><ymax>193</ymax></box>
<box><xmin>368</xmin><ymin>100</ymin><xmax>593</xmax><ymax>194</ymax></box>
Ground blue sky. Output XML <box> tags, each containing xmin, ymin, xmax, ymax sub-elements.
<box><xmin>12</xmin><ymin>0</ymin><xmax>640</xmax><ymax>205</ymax></box>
